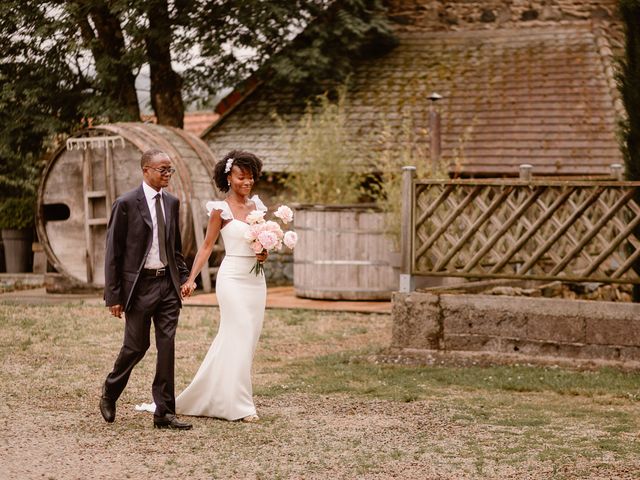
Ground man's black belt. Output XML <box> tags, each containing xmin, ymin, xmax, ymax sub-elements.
<box><xmin>141</xmin><ymin>267</ymin><xmax>166</xmax><ymax>277</ymax></box>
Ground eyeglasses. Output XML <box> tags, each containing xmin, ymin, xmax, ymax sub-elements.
<box><xmin>146</xmin><ymin>166</ymin><xmax>176</xmax><ymax>175</ymax></box>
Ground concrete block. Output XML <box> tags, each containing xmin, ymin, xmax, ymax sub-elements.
<box><xmin>441</xmin><ymin>295</ymin><xmax>528</xmax><ymax>337</ymax></box>
<box><xmin>444</xmin><ymin>333</ymin><xmax>501</xmax><ymax>352</ymax></box>
<box><xmin>32</xmin><ymin>242</ymin><xmax>47</xmax><ymax>274</ymax></box>
<box><xmin>586</xmin><ymin>317</ymin><xmax>640</xmax><ymax>346</ymax></box>
<box><xmin>498</xmin><ymin>338</ymin><xmax>568</xmax><ymax>358</ymax></box>
<box><xmin>579</xmin><ymin>344</ymin><xmax>622</xmax><ymax>362</ymax></box>
<box><xmin>392</xmin><ymin>291</ymin><xmax>640</xmax><ymax>365</ymax></box>
<box><xmin>391</xmin><ymin>292</ymin><xmax>442</xmax><ymax>349</ymax></box>
<box><xmin>620</xmin><ymin>346</ymin><xmax>640</xmax><ymax>362</ymax></box>
<box><xmin>525</xmin><ymin>314</ymin><xmax>585</xmax><ymax>343</ymax></box>
<box><xmin>44</xmin><ymin>272</ymin><xmax>102</xmax><ymax>294</ymax></box>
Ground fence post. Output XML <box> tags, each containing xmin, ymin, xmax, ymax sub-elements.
<box><xmin>400</xmin><ymin>166</ymin><xmax>416</xmax><ymax>293</ymax></box>
<box><xmin>610</xmin><ymin>163</ymin><xmax>624</xmax><ymax>181</ymax></box>
<box><xmin>519</xmin><ymin>164</ymin><xmax>533</xmax><ymax>181</ymax></box>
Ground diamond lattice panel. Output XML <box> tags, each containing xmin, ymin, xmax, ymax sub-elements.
<box><xmin>412</xmin><ymin>180</ymin><xmax>640</xmax><ymax>284</ymax></box>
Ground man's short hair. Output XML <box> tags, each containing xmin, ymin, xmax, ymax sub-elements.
<box><xmin>141</xmin><ymin>149</ymin><xmax>169</xmax><ymax>168</ymax></box>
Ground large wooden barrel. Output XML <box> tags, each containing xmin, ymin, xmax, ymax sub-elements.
<box><xmin>37</xmin><ymin>122</ymin><xmax>219</xmax><ymax>287</ymax></box>
<box><xmin>293</xmin><ymin>205</ymin><xmax>397</xmax><ymax>300</ymax></box>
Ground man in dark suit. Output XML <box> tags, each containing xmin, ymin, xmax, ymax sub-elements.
<box><xmin>100</xmin><ymin>148</ymin><xmax>192</xmax><ymax>430</ymax></box>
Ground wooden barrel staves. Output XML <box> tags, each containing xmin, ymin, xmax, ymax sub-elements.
<box><xmin>293</xmin><ymin>205</ymin><xmax>397</xmax><ymax>300</ymax></box>
<box><xmin>37</xmin><ymin>122</ymin><xmax>219</xmax><ymax>287</ymax></box>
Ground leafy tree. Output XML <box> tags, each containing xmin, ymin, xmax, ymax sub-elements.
<box><xmin>0</xmin><ymin>0</ymin><xmax>394</xmax><ymax>212</ymax></box>
<box><xmin>2</xmin><ymin>0</ymin><xmax>394</xmax><ymax>128</ymax></box>
<box><xmin>619</xmin><ymin>0</ymin><xmax>640</xmax><ymax>181</ymax></box>
<box><xmin>617</xmin><ymin>0</ymin><xmax>640</xmax><ymax>301</ymax></box>
<box><xmin>0</xmin><ymin>3</ymin><xmax>89</xmax><ymax>214</ymax></box>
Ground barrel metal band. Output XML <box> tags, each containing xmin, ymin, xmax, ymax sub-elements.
<box><xmin>293</xmin><ymin>226</ymin><xmax>387</xmax><ymax>235</ymax></box>
<box><xmin>295</xmin><ymin>259</ymin><xmax>391</xmax><ymax>266</ymax></box>
<box><xmin>295</xmin><ymin>286</ymin><xmax>393</xmax><ymax>292</ymax></box>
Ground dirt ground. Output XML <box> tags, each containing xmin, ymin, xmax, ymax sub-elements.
<box><xmin>1</xmin><ymin>302</ymin><xmax>639</xmax><ymax>479</ymax></box>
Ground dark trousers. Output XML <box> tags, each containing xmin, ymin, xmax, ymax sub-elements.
<box><xmin>103</xmin><ymin>275</ymin><xmax>181</xmax><ymax>418</ymax></box>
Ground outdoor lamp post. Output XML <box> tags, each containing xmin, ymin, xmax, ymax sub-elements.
<box><xmin>428</xmin><ymin>92</ymin><xmax>443</xmax><ymax>170</ymax></box>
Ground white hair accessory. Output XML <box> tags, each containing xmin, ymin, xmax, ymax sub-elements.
<box><xmin>224</xmin><ymin>157</ymin><xmax>234</xmax><ymax>174</ymax></box>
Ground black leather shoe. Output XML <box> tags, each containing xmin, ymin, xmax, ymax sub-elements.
<box><xmin>100</xmin><ymin>396</ymin><xmax>116</xmax><ymax>423</ymax></box>
<box><xmin>153</xmin><ymin>414</ymin><xmax>192</xmax><ymax>430</ymax></box>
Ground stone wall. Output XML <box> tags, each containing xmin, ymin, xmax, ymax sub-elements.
<box><xmin>263</xmin><ymin>250</ymin><xmax>294</xmax><ymax>286</ymax></box>
<box><xmin>387</xmin><ymin>0</ymin><xmax>623</xmax><ymax>50</ymax></box>
<box><xmin>392</xmin><ymin>292</ymin><xmax>640</xmax><ymax>365</ymax></box>
<box><xmin>388</xmin><ymin>0</ymin><xmax>619</xmax><ymax>29</ymax></box>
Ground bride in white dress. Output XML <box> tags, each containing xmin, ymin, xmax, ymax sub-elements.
<box><xmin>139</xmin><ymin>150</ymin><xmax>267</xmax><ymax>422</ymax></box>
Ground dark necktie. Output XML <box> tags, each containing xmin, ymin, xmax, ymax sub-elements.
<box><xmin>155</xmin><ymin>193</ymin><xmax>168</xmax><ymax>266</ymax></box>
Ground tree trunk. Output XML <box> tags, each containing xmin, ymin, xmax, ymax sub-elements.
<box><xmin>145</xmin><ymin>0</ymin><xmax>184</xmax><ymax>128</ymax></box>
<box><xmin>73</xmin><ymin>1</ymin><xmax>140</xmax><ymax>121</ymax></box>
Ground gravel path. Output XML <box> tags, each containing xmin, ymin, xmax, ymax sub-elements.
<box><xmin>1</xmin><ymin>304</ymin><xmax>638</xmax><ymax>479</ymax></box>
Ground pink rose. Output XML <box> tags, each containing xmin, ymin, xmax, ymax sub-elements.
<box><xmin>244</xmin><ymin>223</ymin><xmax>264</xmax><ymax>242</ymax></box>
<box><xmin>246</xmin><ymin>209</ymin><xmax>266</xmax><ymax>225</ymax></box>
<box><xmin>284</xmin><ymin>231</ymin><xmax>298</xmax><ymax>249</ymax></box>
<box><xmin>274</xmin><ymin>205</ymin><xmax>294</xmax><ymax>224</ymax></box>
<box><xmin>250</xmin><ymin>241</ymin><xmax>264</xmax><ymax>254</ymax></box>
<box><xmin>265</xmin><ymin>220</ymin><xmax>283</xmax><ymax>237</ymax></box>
<box><xmin>257</xmin><ymin>231</ymin><xmax>279</xmax><ymax>251</ymax></box>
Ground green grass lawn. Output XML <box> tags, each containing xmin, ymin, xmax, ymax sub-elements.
<box><xmin>0</xmin><ymin>302</ymin><xmax>638</xmax><ymax>479</ymax></box>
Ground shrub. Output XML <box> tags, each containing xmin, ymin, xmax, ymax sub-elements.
<box><xmin>277</xmin><ymin>88</ymin><xmax>364</xmax><ymax>205</ymax></box>
<box><xmin>370</xmin><ymin>113</ymin><xmax>450</xmax><ymax>249</ymax></box>
<box><xmin>618</xmin><ymin>0</ymin><xmax>640</xmax><ymax>181</ymax></box>
<box><xmin>0</xmin><ymin>197</ymin><xmax>36</xmax><ymax>230</ymax></box>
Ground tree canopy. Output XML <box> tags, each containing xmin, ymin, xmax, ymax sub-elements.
<box><xmin>617</xmin><ymin>0</ymin><xmax>640</xmax><ymax>301</ymax></box>
<box><xmin>0</xmin><ymin>0</ymin><xmax>394</xmax><ymax>205</ymax></box>
<box><xmin>619</xmin><ymin>0</ymin><xmax>640</xmax><ymax>181</ymax></box>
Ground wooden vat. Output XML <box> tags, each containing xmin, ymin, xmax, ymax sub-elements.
<box><xmin>293</xmin><ymin>205</ymin><xmax>396</xmax><ymax>300</ymax></box>
<box><xmin>37</xmin><ymin>122</ymin><xmax>219</xmax><ymax>287</ymax></box>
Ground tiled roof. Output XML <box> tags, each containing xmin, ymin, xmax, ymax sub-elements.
<box><xmin>203</xmin><ymin>23</ymin><xmax>622</xmax><ymax>177</ymax></box>
<box><xmin>183</xmin><ymin>111</ymin><xmax>220</xmax><ymax>136</ymax></box>
<box><xmin>141</xmin><ymin>111</ymin><xmax>219</xmax><ymax>136</ymax></box>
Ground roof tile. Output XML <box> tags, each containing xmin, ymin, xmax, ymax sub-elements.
<box><xmin>204</xmin><ymin>24</ymin><xmax>622</xmax><ymax>176</ymax></box>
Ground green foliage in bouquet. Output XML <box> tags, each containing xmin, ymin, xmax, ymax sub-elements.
<box><xmin>0</xmin><ymin>197</ymin><xmax>36</xmax><ymax>230</ymax></box>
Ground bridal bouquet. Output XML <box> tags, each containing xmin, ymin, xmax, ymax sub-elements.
<box><xmin>245</xmin><ymin>205</ymin><xmax>298</xmax><ymax>276</ymax></box>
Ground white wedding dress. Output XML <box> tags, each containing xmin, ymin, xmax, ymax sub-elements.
<box><xmin>136</xmin><ymin>195</ymin><xmax>267</xmax><ymax>420</ymax></box>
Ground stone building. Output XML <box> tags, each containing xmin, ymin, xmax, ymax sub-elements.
<box><xmin>202</xmin><ymin>0</ymin><xmax>623</xmax><ymax>178</ymax></box>
<box><xmin>199</xmin><ymin>0</ymin><xmax>625</xmax><ymax>285</ymax></box>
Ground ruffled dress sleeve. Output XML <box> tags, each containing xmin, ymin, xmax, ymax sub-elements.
<box><xmin>250</xmin><ymin>194</ymin><xmax>267</xmax><ymax>213</ymax></box>
<box><xmin>205</xmin><ymin>200</ymin><xmax>233</xmax><ymax>220</ymax></box>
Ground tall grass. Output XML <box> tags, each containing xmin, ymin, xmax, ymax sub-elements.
<box><xmin>371</xmin><ymin>114</ymin><xmax>449</xmax><ymax>248</ymax></box>
<box><xmin>277</xmin><ymin>89</ymin><xmax>363</xmax><ymax>205</ymax></box>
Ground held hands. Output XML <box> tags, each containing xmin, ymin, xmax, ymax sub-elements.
<box><xmin>181</xmin><ymin>281</ymin><xmax>196</xmax><ymax>298</ymax></box>
<box><xmin>109</xmin><ymin>304</ymin><xmax>123</xmax><ymax>318</ymax></box>
<box><xmin>256</xmin><ymin>250</ymin><xmax>269</xmax><ymax>264</ymax></box>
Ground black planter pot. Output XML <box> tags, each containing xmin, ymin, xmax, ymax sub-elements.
<box><xmin>1</xmin><ymin>228</ymin><xmax>33</xmax><ymax>273</ymax></box>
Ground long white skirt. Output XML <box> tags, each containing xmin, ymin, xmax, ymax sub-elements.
<box><xmin>176</xmin><ymin>255</ymin><xmax>266</xmax><ymax>420</ymax></box>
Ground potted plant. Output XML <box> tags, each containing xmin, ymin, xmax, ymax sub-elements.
<box><xmin>279</xmin><ymin>90</ymin><xmax>398</xmax><ymax>300</ymax></box>
<box><xmin>0</xmin><ymin>197</ymin><xmax>35</xmax><ymax>273</ymax></box>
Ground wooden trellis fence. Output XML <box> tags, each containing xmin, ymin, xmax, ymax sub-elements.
<box><xmin>399</xmin><ymin>167</ymin><xmax>640</xmax><ymax>291</ymax></box>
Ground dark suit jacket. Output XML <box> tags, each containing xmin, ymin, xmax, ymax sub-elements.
<box><xmin>104</xmin><ymin>185</ymin><xmax>189</xmax><ymax>311</ymax></box>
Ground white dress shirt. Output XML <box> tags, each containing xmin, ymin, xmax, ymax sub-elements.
<box><xmin>142</xmin><ymin>181</ymin><xmax>167</xmax><ymax>269</ymax></box>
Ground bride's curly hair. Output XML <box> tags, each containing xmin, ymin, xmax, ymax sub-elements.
<box><xmin>213</xmin><ymin>150</ymin><xmax>263</xmax><ymax>193</ymax></box>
